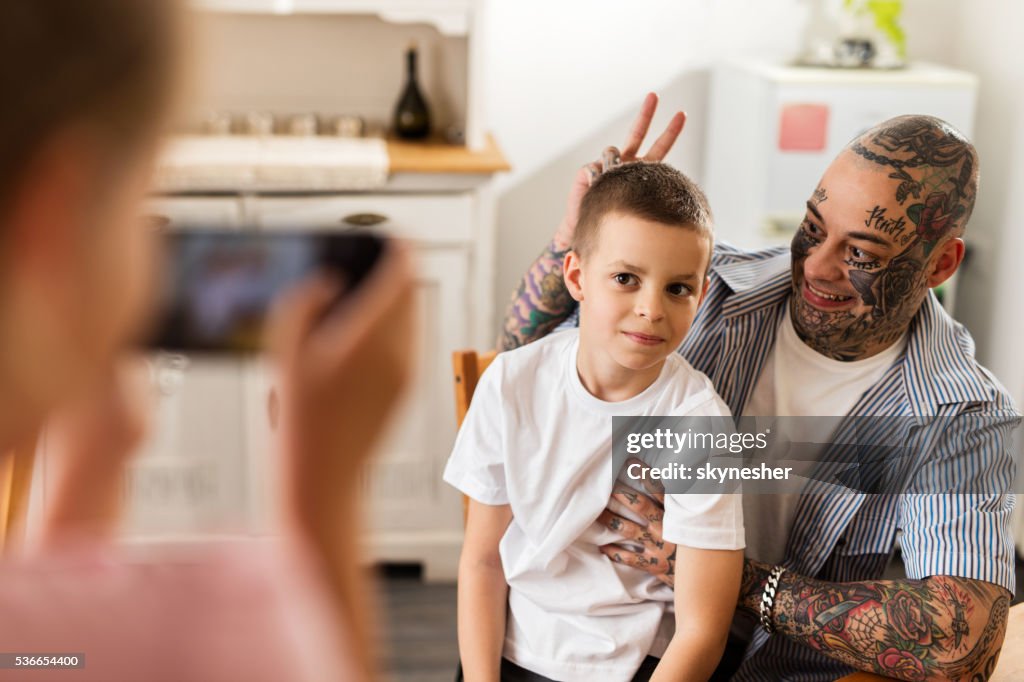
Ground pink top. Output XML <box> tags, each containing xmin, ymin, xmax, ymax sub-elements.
<box><xmin>0</xmin><ymin>539</ymin><xmax>355</xmax><ymax>681</ymax></box>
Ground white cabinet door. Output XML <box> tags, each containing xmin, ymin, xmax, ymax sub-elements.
<box><xmin>144</xmin><ymin>197</ymin><xmax>244</xmax><ymax>230</ymax></box>
<box><xmin>120</xmin><ymin>356</ymin><xmax>250</xmax><ymax>536</ymax></box>
<box><xmin>367</xmin><ymin>248</ymin><xmax>467</xmax><ymax>528</ymax></box>
<box><xmin>253</xmin><ymin>194</ymin><xmax>474</xmax><ymax>244</ymax></box>
<box><xmin>119</xmin><ymin>199</ymin><xmax>246</xmax><ymax>536</ymax></box>
<box><xmin>241</xmin><ymin>247</ymin><xmax>469</xmax><ymax>579</ymax></box>
<box><xmin>193</xmin><ymin>0</ymin><xmax>289</xmax><ymax>13</ymax></box>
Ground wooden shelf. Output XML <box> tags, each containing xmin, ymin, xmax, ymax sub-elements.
<box><xmin>386</xmin><ymin>134</ymin><xmax>510</xmax><ymax>175</ymax></box>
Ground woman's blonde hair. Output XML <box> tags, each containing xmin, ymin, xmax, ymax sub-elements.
<box><xmin>0</xmin><ymin>0</ymin><xmax>183</xmax><ymax>212</ymax></box>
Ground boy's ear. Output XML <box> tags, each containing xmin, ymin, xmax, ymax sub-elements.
<box><xmin>698</xmin><ymin>275</ymin><xmax>710</xmax><ymax>306</ymax></box>
<box><xmin>563</xmin><ymin>250</ymin><xmax>585</xmax><ymax>302</ymax></box>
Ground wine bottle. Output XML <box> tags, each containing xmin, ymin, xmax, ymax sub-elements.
<box><xmin>393</xmin><ymin>43</ymin><xmax>431</xmax><ymax>140</ymax></box>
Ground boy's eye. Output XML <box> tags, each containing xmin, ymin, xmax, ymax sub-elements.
<box><xmin>666</xmin><ymin>283</ymin><xmax>691</xmax><ymax>296</ymax></box>
<box><xmin>613</xmin><ymin>273</ymin><xmax>638</xmax><ymax>286</ymax></box>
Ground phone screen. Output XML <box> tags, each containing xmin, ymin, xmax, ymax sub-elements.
<box><xmin>149</xmin><ymin>230</ymin><xmax>386</xmax><ymax>353</ymax></box>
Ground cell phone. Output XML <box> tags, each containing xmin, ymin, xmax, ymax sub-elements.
<box><xmin>147</xmin><ymin>229</ymin><xmax>387</xmax><ymax>353</ymax></box>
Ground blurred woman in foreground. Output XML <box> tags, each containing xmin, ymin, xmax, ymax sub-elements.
<box><xmin>0</xmin><ymin>2</ymin><xmax>413</xmax><ymax>680</ymax></box>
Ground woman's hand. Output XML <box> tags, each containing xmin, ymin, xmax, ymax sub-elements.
<box><xmin>270</xmin><ymin>240</ymin><xmax>417</xmax><ymax>527</ymax></box>
<box><xmin>554</xmin><ymin>92</ymin><xmax>687</xmax><ymax>249</ymax></box>
<box><xmin>268</xmin><ymin>242</ymin><xmax>416</xmax><ymax>681</ymax></box>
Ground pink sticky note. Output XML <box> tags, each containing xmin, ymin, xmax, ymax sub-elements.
<box><xmin>778</xmin><ymin>103</ymin><xmax>830</xmax><ymax>151</ymax></box>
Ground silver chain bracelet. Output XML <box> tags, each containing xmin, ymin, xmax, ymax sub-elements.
<box><xmin>759</xmin><ymin>565</ymin><xmax>786</xmax><ymax>635</ymax></box>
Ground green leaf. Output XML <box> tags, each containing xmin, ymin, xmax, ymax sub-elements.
<box><xmin>906</xmin><ymin>203</ymin><xmax>924</xmax><ymax>226</ymax></box>
<box><xmin>866</xmin><ymin>0</ymin><xmax>907</xmax><ymax>58</ymax></box>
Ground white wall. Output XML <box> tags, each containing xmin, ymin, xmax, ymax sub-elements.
<box><xmin>945</xmin><ymin>0</ymin><xmax>1024</xmax><ymax>400</ymax></box>
<box><xmin>482</xmin><ymin>0</ymin><xmax>969</xmax><ymax>334</ymax></box>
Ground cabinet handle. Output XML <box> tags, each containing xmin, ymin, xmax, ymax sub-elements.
<box><xmin>341</xmin><ymin>212</ymin><xmax>388</xmax><ymax>227</ymax></box>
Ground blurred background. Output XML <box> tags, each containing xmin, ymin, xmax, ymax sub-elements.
<box><xmin>7</xmin><ymin>1</ymin><xmax>1023</xmax><ymax>679</ymax></box>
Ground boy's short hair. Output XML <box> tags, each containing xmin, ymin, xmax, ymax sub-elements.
<box><xmin>573</xmin><ymin>162</ymin><xmax>714</xmax><ymax>263</ymax></box>
<box><xmin>0</xmin><ymin>0</ymin><xmax>182</xmax><ymax>215</ymax></box>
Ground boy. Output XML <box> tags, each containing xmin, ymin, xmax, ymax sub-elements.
<box><xmin>445</xmin><ymin>162</ymin><xmax>744</xmax><ymax>682</ymax></box>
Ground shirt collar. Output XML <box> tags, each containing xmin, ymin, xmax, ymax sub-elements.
<box><xmin>714</xmin><ymin>249</ymin><xmax>791</xmax><ymax>319</ymax></box>
<box><xmin>715</xmin><ymin>252</ymin><xmax>1002</xmax><ymax>416</ymax></box>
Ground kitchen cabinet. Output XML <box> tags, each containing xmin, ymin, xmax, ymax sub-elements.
<box><xmin>105</xmin><ymin>185</ymin><xmax>495</xmax><ymax>580</ymax></box>
<box><xmin>125</xmin><ymin>198</ymin><xmax>250</xmax><ymax>538</ymax></box>
<box><xmin>26</xmin><ymin>1</ymin><xmax>506</xmax><ymax>581</ymax></box>
<box><xmin>252</xmin><ymin>194</ymin><xmax>476</xmax><ymax>573</ymax></box>
<box><xmin>241</xmin><ymin>242</ymin><xmax>470</xmax><ymax>579</ymax></box>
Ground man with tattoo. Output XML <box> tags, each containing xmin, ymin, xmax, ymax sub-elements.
<box><xmin>500</xmin><ymin>94</ymin><xmax>1017</xmax><ymax>681</ymax></box>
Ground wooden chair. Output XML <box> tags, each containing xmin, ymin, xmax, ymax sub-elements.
<box><xmin>0</xmin><ymin>433</ymin><xmax>39</xmax><ymax>553</ymax></box>
<box><xmin>451</xmin><ymin>349</ymin><xmax>497</xmax><ymax>522</ymax></box>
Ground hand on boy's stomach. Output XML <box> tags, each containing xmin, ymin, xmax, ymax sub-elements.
<box><xmin>503</xmin><ymin>534</ymin><xmax>673</xmax><ymax>613</ymax></box>
<box><xmin>595</xmin><ymin>487</ymin><xmax>677</xmax><ymax>588</ymax></box>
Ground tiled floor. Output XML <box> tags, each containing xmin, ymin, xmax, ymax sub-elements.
<box><xmin>377</xmin><ymin>567</ymin><xmax>459</xmax><ymax>682</ymax></box>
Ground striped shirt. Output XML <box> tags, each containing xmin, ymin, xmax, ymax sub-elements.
<box><xmin>685</xmin><ymin>245</ymin><xmax>1018</xmax><ymax>681</ymax></box>
<box><xmin>561</xmin><ymin>242</ymin><xmax>1018</xmax><ymax>680</ymax></box>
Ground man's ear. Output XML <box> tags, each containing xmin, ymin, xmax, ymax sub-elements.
<box><xmin>564</xmin><ymin>250</ymin><xmax>585</xmax><ymax>302</ymax></box>
<box><xmin>926</xmin><ymin>237</ymin><xmax>965</xmax><ymax>288</ymax></box>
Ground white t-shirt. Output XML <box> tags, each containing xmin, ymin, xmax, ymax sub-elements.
<box><xmin>742</xmin><ymin>312</ymin><xmax>907</xmax><ymax>564</ymax></box>
<box><xmin>443</xmin><ymin>329</ymin><xmax>744</xmax><ymax>682</ymax></box>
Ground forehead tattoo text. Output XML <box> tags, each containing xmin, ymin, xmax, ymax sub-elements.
<box><xmin>864</xmin><ymin>206</ymin><xmax>910</xmax><ymax>246</ymax></box>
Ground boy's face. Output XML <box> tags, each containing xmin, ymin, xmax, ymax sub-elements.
<box><xmin>565</xmin><ymin>212</ymin><xmax>710</xmax><ymax>373</ymax></box>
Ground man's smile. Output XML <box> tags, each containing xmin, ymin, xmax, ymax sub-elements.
<box><xmin>802</xmin><ymin>280</ymin><xmax>855</xmax><ymax>308</ymax></box>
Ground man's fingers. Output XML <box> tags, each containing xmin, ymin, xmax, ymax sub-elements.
<box><xmin>641</xmin><ymin>475</ymin><xmax>665</xmax><ymax>501</ymax></box>
<box><xmin>601</xmin><ymin>146</ymin><xmax>622</xmax><ymax>172</ymax></box>
<box><xmin>600</xmin><ymin>544</ymin><xmax>668</xmax><ymax>574</ymax></box>
<box><xmin>601</xmin><ymin>544</ymin><xmax>643</xmax><ymax>567</ymax></box>
<box><xmin>643</xmin><ymin>110</ymin><xmax>687</xmax><ymax>162</ymax></box>
<box><xmin>582</xmin><ymin>161</ymin><xmax>602</xmax><ymax>186</ymax></box>
<box><xmin>596</xmin><ymin>509</ymin><xmax>646</xmax><ymax>542</ymax></box>
<box><xmin>621</xmin><ymin>92</ymin><xmax>658</xmax><ymax>160</ymax></box>
<box><xmin>611</xmin><ymin>487</ymin><xmax>664</xmax><ymax>525</ymax></box>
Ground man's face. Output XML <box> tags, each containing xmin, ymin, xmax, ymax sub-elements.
<box><xmin>789</xmin><ymin>151</ymin><xmax>954</xmax><ymax>361</ymax></box>
<box><xmin>569</xmin><ymin>212</ymin><xmax>710</xmax><ymax>373</ymax></box>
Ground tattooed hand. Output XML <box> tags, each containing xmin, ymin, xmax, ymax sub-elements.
<box><xmin>500</xmin><ymin>93</ymin><xmax>687</xmax><ymax>350</ymax></box>
<box><xmin>554</xmin><ymin>92</ymin><xmax>686</xmax><ymax>249</ymax></box>
<box><xmin>740</xmin><ymin>559</ymin><xmax>1010</xmax><ymax>681</ymax></box>
<box><xmin>597</xmin><ymin>463</ymin><xmax>677</xmax><ymax>587</ymax></box>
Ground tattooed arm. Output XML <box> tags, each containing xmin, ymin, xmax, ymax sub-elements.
<box><xmin>599</xmin><ymin>490</ymin><xmax>1010</xmax><ymax>680</ymax></box>
<box><xmin>740</xmin><ymin>560</ymin><xmax>1010</xmax><ymax>681</ymax></box>
<box><xmin>498</xmin><ymin>93</ymin><xmax>687</xmax><ymax>350</ymax></box>
<box><xmin>499</xmin><ymin>241</ymin><xmax>576</xmax><ymax>351</ymax></box>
